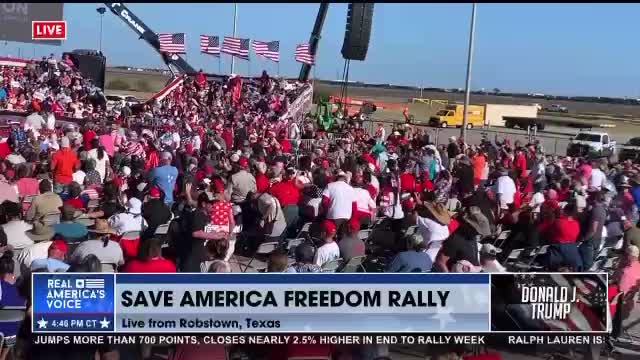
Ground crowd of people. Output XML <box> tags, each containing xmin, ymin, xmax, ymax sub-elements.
<box><xmin>0</xmin><ymin>55</ymin><xmax>637</xmax><ymax>359</ymax></box>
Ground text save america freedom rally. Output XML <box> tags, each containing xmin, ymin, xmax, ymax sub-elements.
<box><xmin>120</xmin><ymin>289</ymin><xmax>451</xmax><ymax>308</ymax></box>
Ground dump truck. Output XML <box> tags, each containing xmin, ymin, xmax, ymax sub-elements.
<box><xmin>428</xmin><ymin>104</ymin><xmax>539</xmax><ymax>129</ymax></box>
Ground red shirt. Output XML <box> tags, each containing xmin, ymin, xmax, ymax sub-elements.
<box><xmin>415</xmin><ymin>179</ymin><xmax>434</xmax><ymax>193</ymax></box>
<box><xmin>83</xmin><ymin>130</ymin><xmax>97</xmax><ymax>150</ymax></box>
<box><xmin>221</xmin><ymin>129</ymin><xmax>234</xmax><ymax>150</ymax></box>
<box><xmin>269</xmin><ymin>180</ymin><xmax>300</xmax><ymax>206</ymax></box>
<box><xmin>195</xmin><ymin>72</ymin><xmax>207</xmax><ymax>87</ymax></box>
<box><xmin>123</xmin><ymin>257</ymin><xmax>177</xmax><ymax>273</ymax></box>
<box><xmin>210</xmin><ymin>200</ymin><xmax>232</xmax><ymax>233</ymax></box>
<box><xmin>279</xmin><ymin>139</ymin><xmax>292</xmax><ymax>153</ymax></box>
<box><xmin>16</xmin><ymin>177</ymin><xmax>39</xmax><ymax>197</ymax></box>
<box><xmin>550</xmin><ymin>216</ymin><xmax>580</xmax><ymax>244</ymax></box>
<box><xmin>64</xmin><ymin>198</ymin><xmax>85</xmax><ymax>210</ymax></box>
<box><xmin>256</xmin><ymin>173</ymin><xmax>270</xmax><ymax>193</ymax></box>
<box><xmin>0</xmin><ymin>141</ymin><xmax>10</xmax><ymax>159</ymax></box>
<box><xmin>557</xmin><ymin>187</ymin><xmax>570</xmax><ymax>202</ymax></box>
<box><xmin>399</xmin><ymin>173</ymin><xmax>416</xmax><ymax>193</ymax></box>
<box><xmin>52</xmin><ymin>148</ymin><xmax>78</xmax><ymax>184</ymax></box>
<box><xmin>514</xmin><ymin>153</ymin><xmax>527</xmax><ymax>177</ymax></box>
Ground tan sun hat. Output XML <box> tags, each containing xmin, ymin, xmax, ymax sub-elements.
<box><xmin>26</xmin><ymin>221</ymin><xmax>55</xmax><ymax>242</ymax></box>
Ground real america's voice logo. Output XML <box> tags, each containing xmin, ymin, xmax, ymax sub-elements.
<box><xmin>33</xmin><ymin>274</ymin><xmax>115</xmax><ymax>333</ymax></box>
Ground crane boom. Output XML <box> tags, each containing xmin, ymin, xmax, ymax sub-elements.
<box><xmin>298</xmin><ymin>3</ymin><xmax>329</xmax><ymax>82</ymax></box>
<box><xmin>104</xmin><ymin>2</ymin><xmax>196</xmax><ymax>76</ymax></box>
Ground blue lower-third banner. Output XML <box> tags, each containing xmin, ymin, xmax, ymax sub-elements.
<box><xmin>114</xmin><ymin>273</ymin><xmax>490</xmax><ymax>333</ymax></box>
<box><xmin>32</xmin><ymin>273</ymin><xmax>491</xmax><ymax>333</ymax></box>
<box><xmin>32</xmin><ymin>273</ymin><xmax>115</xmax><ymax>333</ymax></box>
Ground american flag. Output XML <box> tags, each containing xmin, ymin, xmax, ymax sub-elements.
<box><xmin>221</xmin><ymin>36</ymin><xmax>250</xmax><ymax>60</ymax></box>
<box><xmin>84</xmin><ymin>279</ymin><xmax>105</xmax><ymax>289</ymax></box>
<box><xmin>252</xmin><ymin>40</ymin><xmax>280</xmax><ymax>62</ymax></box>
<box><xmin>515</xmin><ymin>274</ymin><xmax>607</xmax><ymax>332</ymax></box>
<box><xmin>158</xmin><ymin>33</ymin><xmax>186</xmax><ymax>54</ymax></box>
<box><xmin>295</xmin><ymin>43</ymin><xmax>314</xmax><ymax>65</ymax></box>
<box><xmin>200</xmin><ymin>35</ymin><xmax>220</xmax><ymax>56</ymax></box>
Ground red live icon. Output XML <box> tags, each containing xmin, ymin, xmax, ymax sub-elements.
<box><xmin>32</xmin><ymin>21</ymin><xmax>67</xmax><ymax>40</ymax></box>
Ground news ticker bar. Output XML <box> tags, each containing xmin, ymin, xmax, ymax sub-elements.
<box><xmin>32</xmin><ymin>273</ymin><xmax>609</xmax><ymax>334</ymax></box>
<box><xmin>34</xmin><ymin>333</ymin><xmax>609</xmax><ymax>347</ymax></box>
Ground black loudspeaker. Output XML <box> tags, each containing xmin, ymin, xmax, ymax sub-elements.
<box><xmin>62</xmin><ymin>49</ymin><xmax>107</xmax><ymax>89</ymax></box>
<box><xmin>341</xmin><ymin>3</ymin><xmax>374</xmax><ymax>61</ymax></box>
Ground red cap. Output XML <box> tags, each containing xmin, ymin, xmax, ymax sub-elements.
<box><xmin>50</xmin><ymin>240</ymin><xmax>68</xmax><ymax>253</ymax></box>
<box><xmin>149</xmin><ymin>186</ymin><xmax>161</xmax><ymax>198</ymax></box>
<box><xmin>321</xmin><ymin>220</ymin><xmax>337</xmax><ymax>234</ymax></box>
<box><xmin>204</xmin><ymin>165</ymin><xmax>214</xmax><ymax>175</ymax></box>
<box><xmin>238</xmin><ymin>157</ymin><xmax>249</xmax><ymax>168</ymax></box>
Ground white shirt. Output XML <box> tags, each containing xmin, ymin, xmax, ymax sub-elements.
<box><xmin>25</xmin><ymin>113</ymin><xmax>44</xmax><ymax>131</ymax></box>
<box><xmin>494</xmin><ymin>175</ymin><xmax>516</xmax><ymax>206</ymax></box>
<box><xmin>529</xmin><ymin>192</ymin><xmax>545</xmax><ymax>213</ymax></box>
<box><xmin>2</xmin><ymin>220</ymin><xmax>34</xmax><ymax>250</ymax></box>
<box><xmin>17</xmin><ymin>241</ymin><xmax>52</xmax><ymax>269</ymax></box>
<box><xmin>73</xmin><ymin>170</ymin><xmax>86</xmax><ymax>185</ymax></box>
<box><xmin>322</xmin><ymin>180</ymin><xmax>356</xmax><ymax>220</ymax></box>
<box><xmin>353</xmin><ymin>188</ymin><xmax>376</xmax><ymax>214</ymax></box>
<box><xmin>289</xmin><ymin>122</ymin><xmax>300</xmax><ymax>140</ymax></box>
<box><xmin>108</xmin><ymin>212</ymin><xmax>147</xmax><ymax>235</ymax></box>
<box><xmin>416</xmin><ymin>216</ymin><xmax>450</xmax><ymax>262</ymax></box>
<box><xmin>313</xmin><ymin>241</ymin><xmax>340</xmax><ymax>267</ymax></box>
<box><xmin>192</xmin><ymin>135</ymin><xmax>202</xmax><ymax>151</ymax></box>
<box><xmin>46</xmin><ymin>113</ymin><xmax>56</xmax><ymax>130</ymax></box>
<box><xmin>87</xmin><ymin>148</ymin><xmax>109</xmax><ymax>183</ymax></box>
<box><xmin>590</xmin><ymin>168</ymin><xmax>606</xmax><ymax>189</ymax></box>
<box><xmin>382</xmin><ymin>190</ymin><xmax>404</xmax><ymax>219</ymax></box>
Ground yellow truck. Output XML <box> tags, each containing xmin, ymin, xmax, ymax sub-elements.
<box><xmin>428</xmin><ymin>104</ymin><xmax>485</xmax><ymax>128</ymax></box>
<box><xmin>428</xmin><ymin>103</ymin><xmax>540</xmax><ymax>129</ymax></box>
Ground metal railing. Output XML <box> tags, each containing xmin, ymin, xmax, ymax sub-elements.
<box><xmin>429</xmin><ymin>127</ymin><xmax>572</xmax><ymax>156</ymax></box>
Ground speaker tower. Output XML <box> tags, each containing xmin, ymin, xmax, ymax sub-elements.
<box><xmin>341</xmin><ymin>3</ymin><xmax>374</xmax><ymax>61</ymax></box>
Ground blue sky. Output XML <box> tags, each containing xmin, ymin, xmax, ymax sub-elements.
<box><xmin>3</xmin><ymin>3</ymin><xmax>639</xmax><ymax>97</ymax></box>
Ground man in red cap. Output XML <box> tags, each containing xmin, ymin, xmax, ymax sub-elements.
<box><xmin>314</xmin><ymin>220</ymin><xmax>340</xmax><ymax>267</ymax></box>
<box><xmin>30</xmin><ymin>239</ymin><xmax>69</xmax><ymax>272</ymax></box>
<box><xmin>269</xmin><ymin>167</ymin><xmax>300</xmax><ymax>234</ymax></box>
<box><xmin>142</xmin><ymin>186</ymin><xmax>172</xmax><ymax>239</ymax></box>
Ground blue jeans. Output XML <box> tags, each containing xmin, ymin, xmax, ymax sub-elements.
<box><xmin>549</xmin><ymin>243</ymin><xmax>583</xmax><ymax>271</ymax></box>
<box><xmin>579</xmin><ymin>241</ymin><xmax>597</xmax><ymax>271</ymax></box>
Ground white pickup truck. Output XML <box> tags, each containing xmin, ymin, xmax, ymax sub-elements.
<box><xmin>566</xmin><ymin>131</ymin><xmax>616</xmax><ymax>159</ymax></box>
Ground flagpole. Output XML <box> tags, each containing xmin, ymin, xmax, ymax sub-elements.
<box><xmin>460</xmin><ymin>3</ymin><xmax>477</xmax><ymax>143</ymax></box>
<box><xmin>231</xmin><ymin>3</ymin><xmax>238</xmax><ymax>74</ymax></box>
<box><xmin>277</xmin><ymin>61</ymin><xmax>280</xmax><ymax>77</ymax></box>
<box><xmin>218</xmin><ymin>56</ymin><xmax>221</xmax><ymax>74</ymax></box>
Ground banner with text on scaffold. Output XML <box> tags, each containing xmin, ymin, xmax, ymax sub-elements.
<box><xmin>32</xmin><ymin>273</ymin><xmax>115</xmax><ymax>333</ymax></box>
<box><xmin>115</xmin><ymin>273</ymin><xmax>490</xmax><ymax>333</ymax></box>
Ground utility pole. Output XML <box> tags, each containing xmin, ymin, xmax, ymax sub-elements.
<box><xmin>460</xmin><ymin>3</ymin><xmax>477</xmax><ymax>143</ymax></box>
<box><xmin>231</xmin><ymin>3</ymin><xmax>238</xmax><ymax>74</ymax></box>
